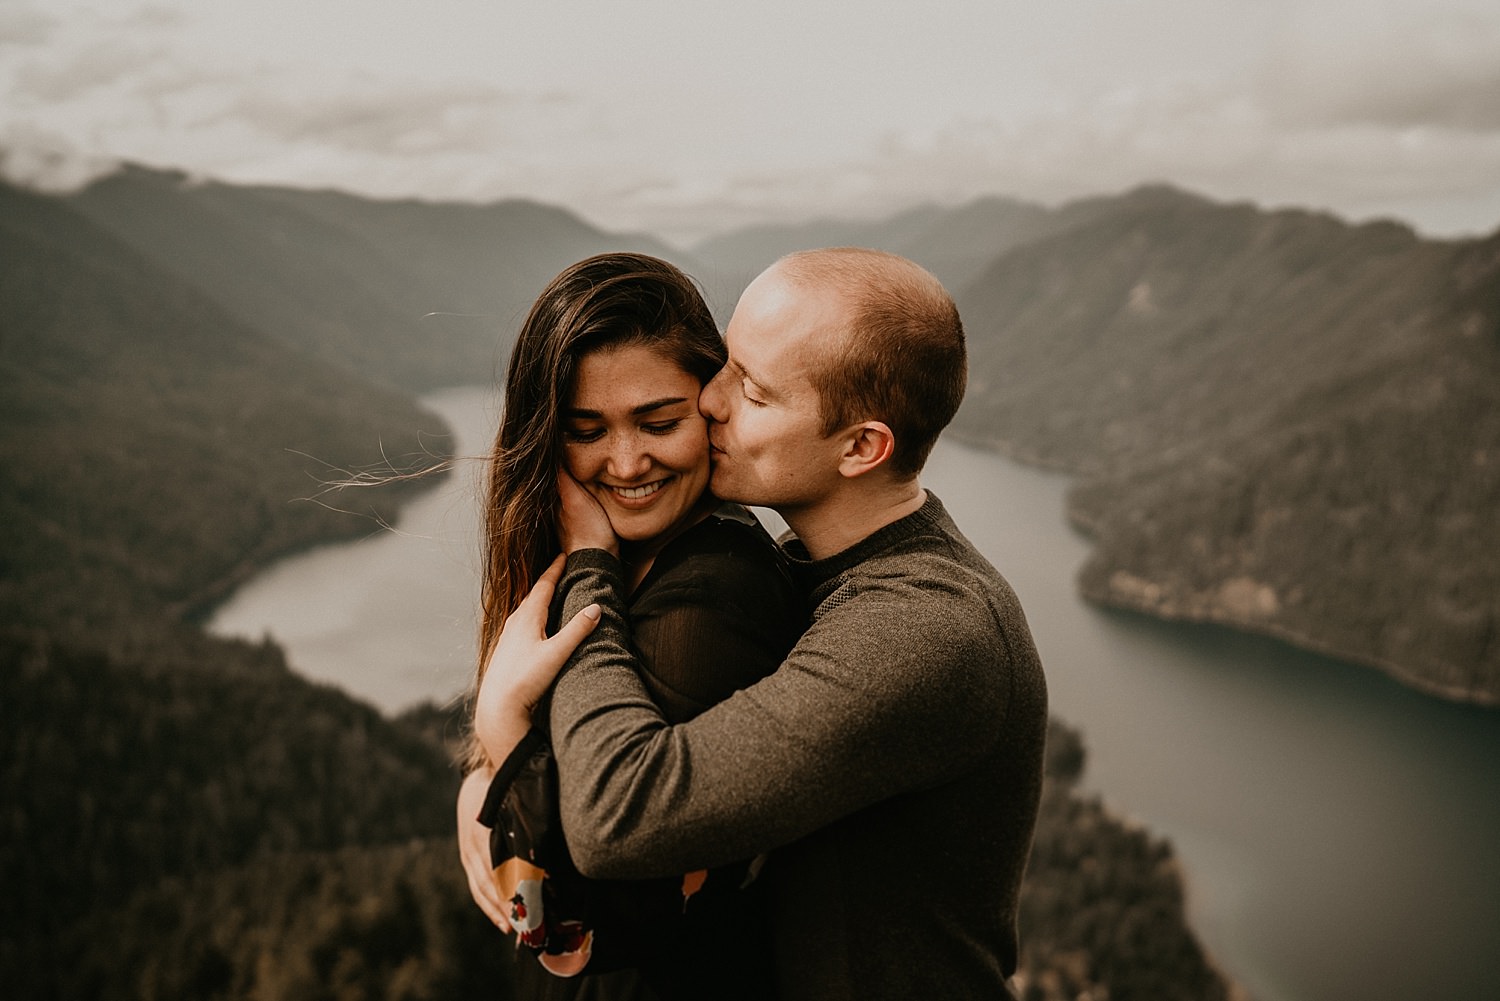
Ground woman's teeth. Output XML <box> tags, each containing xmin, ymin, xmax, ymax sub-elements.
<box><xmin>613</xmin><ymin>480</ymin><xmax>664</xmax><ymax>500</ymax></box>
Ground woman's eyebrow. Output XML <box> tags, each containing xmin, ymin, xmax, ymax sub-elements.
<box><xmin>630</xmin><ymin>396</ymin><xmax>691</xmax><ymax>415</ymax></box>
<box><xmin>563</xmin><ymin>396</ymin><xmax>691</xmax><ymax>420</ymax></box>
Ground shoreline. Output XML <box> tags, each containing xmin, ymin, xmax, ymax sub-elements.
<box><xmin>945</xmin><ymin>426</ymin><xmax>1498</xmax><ymax>712</ymax></box>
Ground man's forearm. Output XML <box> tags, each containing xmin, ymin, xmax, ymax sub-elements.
<box><xmin>550</xmin><ymin>549</ymin><xmax>695</xmax><ymax>876</ymax></box>
<box><xmin>548</xmin><ymin>551</ymin><xmax>1002</xmax><ymax>881</ymax></box>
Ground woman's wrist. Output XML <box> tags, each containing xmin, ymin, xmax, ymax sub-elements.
<box><xmin>474</xmin><ymin>630</ymin><xmax>532</xmax><ymax>763</ymax></box>
<box><xmin>475</xmin><ymin>704</ymin><xmax>534</xmax><ymax>767</ymax></box>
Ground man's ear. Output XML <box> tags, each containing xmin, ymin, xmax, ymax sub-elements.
<box><xmin>837</xmin><ymin>421</ymin><xmax>896</xmax><ymax>479</ymax></box>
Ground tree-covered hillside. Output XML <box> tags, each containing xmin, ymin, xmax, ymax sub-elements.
<box><xmin>0</xmin><ymin>630</ymin><xmax>463</xmax><ymax>973</ymax></box>
<box><xmin>0</xmin><ymin>181</ymin><xmax>446</xmax><ymax>633</ymax></box>
<box><xmin>68</xmin><ymin>165</ymin><xmax>695</xmax><ymax>392</ymax></box>
<box><xmin>947</xmin><ymin>187</ymin><xmax>1500</xmax><ymax>702</ymax></box>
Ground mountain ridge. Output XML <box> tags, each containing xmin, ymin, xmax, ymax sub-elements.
<box><xmin>947</xmin><ymin>191</ymin><xmax>1499</xmax><ymax>703</ymax></box>
<box><xmin>66</xmin><ymin>163</ymin><xmax>700</xmax><ymax>392</ymax></box>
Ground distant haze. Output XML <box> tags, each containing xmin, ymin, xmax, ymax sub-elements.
<box><xmin>3</xmin><ymin>0</ymin><xmax>1499</xmax><ymax>243</ymax></box>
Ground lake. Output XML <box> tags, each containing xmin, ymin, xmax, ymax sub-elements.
<box><xmin>209</xmin><ymin>385</ymin><xmax>1500</xmax><ymax>1001</ymax></box>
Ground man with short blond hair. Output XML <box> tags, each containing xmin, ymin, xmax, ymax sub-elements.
<box><xmin>776</xmin><ymin>247</ymin><xmax>969</xmax><ymax>477</ymax></box>
<box><xmin>466</xmin><ymin>248</ymin><xmax>1048</xmax><ymax>1000</ymax></box>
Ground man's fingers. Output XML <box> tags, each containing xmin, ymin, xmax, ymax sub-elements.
<box><xmin>557</xmin><ymin>469</ymin><xmax>593</xmax><ymax>506</ymax></box>
<box><xmin>557</xmin><ymin>470</ymin><xmax>619</xmax><ymax>555</ymax></box>
<box><xmin>456</xmin><ymin>768</ymin><xmax>511</xmax><ymax>931</ymax></box>
<box><xmin>459</xmin><ymin>815</ymin><xmax>512</xmax><ymax>930</ymax></box>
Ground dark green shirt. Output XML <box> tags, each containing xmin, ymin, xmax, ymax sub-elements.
<box><xmin>483</xmin><ymin>505</ymin><xmax>800</xmax><ymax>999</ymax></box>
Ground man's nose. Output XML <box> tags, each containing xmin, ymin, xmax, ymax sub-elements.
<box><xmin>700</xmin><ymin>369</ymin><xmax>729</xmax><ymax>422</ymax></box>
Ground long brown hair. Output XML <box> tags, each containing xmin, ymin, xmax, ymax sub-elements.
<box><xmin>467</xmin><ymin>253</ymin><xmax>723</xmax><ymax>768</ymax></box>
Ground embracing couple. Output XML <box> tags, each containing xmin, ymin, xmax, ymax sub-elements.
<box><xmin>457</xmin><ymin>248</ymin><xmax>1048</xmax><ymax>1001</ymax></box>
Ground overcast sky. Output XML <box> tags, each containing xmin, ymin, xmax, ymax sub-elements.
<box><xmin>3</xmin><ymin>0</ymin><xmax>1499</xmax><ymax>244</ymax></box>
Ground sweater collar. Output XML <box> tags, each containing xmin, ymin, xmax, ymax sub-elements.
<box><xmin>783</xmin><ymin>490</ymin><xmax>948</xmax><ymax>592</ymax></box>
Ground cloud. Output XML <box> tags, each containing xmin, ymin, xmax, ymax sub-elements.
<box><xmin>0</xmin><ymin>123</ymin><xmax>117</xmax><ymax>191</ymax></box>
<box><xmin>0</xmin><ymin>5</ymin><xmax>55</xmax><ymax>47</ymax></box>
<box><xmin>1261</xmin><ymin>10</ymin><xmax>1500</xmax><ymax>131</ymax></box>
<box><xmin>1298</xmin><ymin>62</ymin><xmax>1500</xmax><ymax>132</ymax></box>
<box><xmin>12</xmin><ymin>40</ymin><xmax>167</xmax><ymax>103</ymax></box>
<box><xmin>5</xmin><ymin>0</ymin><xmax>1498</xmax><ymax>242</ymax></box>
<box><xmin>123</xmin><ymin>5</ymin><xmax>191</xmax><ymax>31</ymax></box>
<box><xmin>219</xmin><ymin>78</ymin><xmax>524</xmax><ymax>156</ymax></box>
<box><xmin>610</xmin><ymin>63</ymin><xmax>1500</xmax><ymax>244</ymax></box>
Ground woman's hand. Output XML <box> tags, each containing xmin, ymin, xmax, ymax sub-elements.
<box><xmin>472</xmin><ymin>554</ymin><xmax>601</xmax><ymax>765</ymax></box>
<box><xmin>558</xmin><ymin>470</ymin><xmax>618</xmax><ymax>556</ymax></box>
<box><xmin>456</xmin><ymin>764</ymin><xmax>511</xmax><ymax>931</ymax></box>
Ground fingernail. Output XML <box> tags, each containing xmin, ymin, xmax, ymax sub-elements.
<box><xmin>584</xmin><ymin>604</ymin><xmax>601</xmax><ymax>621</ymax></box>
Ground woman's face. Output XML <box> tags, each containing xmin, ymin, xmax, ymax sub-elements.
<box><xmin>562</xmin><ymin>342</ymin><xmax>712</xmax><ymax>546</ymax></box>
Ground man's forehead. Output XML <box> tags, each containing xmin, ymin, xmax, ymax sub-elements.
<box><xmin>743</xmin><ymin>264</ymin><xmax>846</xmax><ymax>321</ymax></box>
<box><xmin>726</xmin><ymin>315</ymin><xmax>810</xmax><ymax>390</ymax></box>
<box><xmin>728</xmin><ymin>273</ymin><xmax>844</xmax><ymax>370</ymax></box>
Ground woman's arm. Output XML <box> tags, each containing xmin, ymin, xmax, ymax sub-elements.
<box><xmin>456</xmin><ymin>763</ymin><xmax>510</xmax><ymax>929</ymax></box>
<box><xmin>456</xmin><ymin>557</ymin><xmax>599</xmax><ymax>923</ymax></box>
<box><xmin>471</xmin><ymin>555</ymin><xmax>601</xmax><ymax>765</ymax></box>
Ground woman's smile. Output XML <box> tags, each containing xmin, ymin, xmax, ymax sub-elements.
<box><xmin>600</xmin><ymin>475</ymin><xmax>674</xmax><ymax>506</ymax></box>
<box><xmin>563</xmin><ymin>344</ymin><xmax>713</xmax><ymax>547</ymax></box>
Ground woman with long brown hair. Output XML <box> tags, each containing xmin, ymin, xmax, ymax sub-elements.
<box><xmin>457</xmin><ymin>252</ymin><xmax>800</xmax><ymax>1000</ymax></box>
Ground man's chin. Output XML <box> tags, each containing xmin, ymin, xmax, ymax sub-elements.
<box><xmin>708</xmin><ymin>472</ymin><xmax>753</xmax><ymax>506</ymax></box>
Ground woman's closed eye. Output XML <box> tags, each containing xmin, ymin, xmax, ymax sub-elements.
<box><xmin>564</xmin><ymin>418</ymin><xmax>684</xmax><ymax>443</ymax></box>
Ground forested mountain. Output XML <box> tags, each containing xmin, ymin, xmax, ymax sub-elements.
<box><xmin>68</xmin><ymin>165</ymin><xmax>691</xmax><ymax>392</ymax></box>
<box><xmin>0</xmin><ymin>180</ymin><xmax>444</xmax><ymax>632</ymax></box>
<box><xmin>946</xmin><ymin>186</ymin><xmax>1500</xmax><ymax>703</ymax></box>
<box><xmin>3</xmin><ymin>168</ymin><xmax>1232</xmax><ymax>998</ymax></box>
<box><xmin>691</xmin><ymin>195</ymin><xmax>1058</xmax><ymax>297</ymax></box>
<box><xmin>1</xmin><ymin>177</ymin><xmax>474</xmax><ymax>992</ymax></box>
<box><xmin>690</xmin><ymin>185</ymin><xmax>1500</xmax><ymax>705</ymax></box>
<box><xmin>0</xmin><ymin>630</ymin><xmax>465</xmax><ymax>991</ymax></box>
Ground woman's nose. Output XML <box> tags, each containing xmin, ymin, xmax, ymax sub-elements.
<box><xmin>607</xmin><ymin>437</ymin><xmax>651</xmax><ymax>480</ymax></box>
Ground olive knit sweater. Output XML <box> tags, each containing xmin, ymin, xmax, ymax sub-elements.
<box><xmin>551</xmin><ymin>491</ymin><xmax>1048</xmax><ymax>1001</ymax></box>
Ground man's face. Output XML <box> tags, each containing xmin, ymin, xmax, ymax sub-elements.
<box><xmin>699</xmin><ymin>266</ymin><xmax>848</xmax><ymax>513</ymax></box>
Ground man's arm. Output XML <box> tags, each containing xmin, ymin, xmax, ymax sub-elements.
<box><xmin>549</xmin><ymin>549</ymin><xmax>1012</xmax><ymax>880</ymax></box>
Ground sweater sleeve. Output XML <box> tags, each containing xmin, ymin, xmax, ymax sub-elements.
<box><xmin>550</xmin><ymin>549</ymin><xmax>1013</xmax><ymax>880</ymax></box>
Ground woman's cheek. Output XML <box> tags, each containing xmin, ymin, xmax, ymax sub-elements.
<box><xmin>561</xmin><ymin>444</ymin><xmax>591</xmax><ymax>482</ymax></box>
